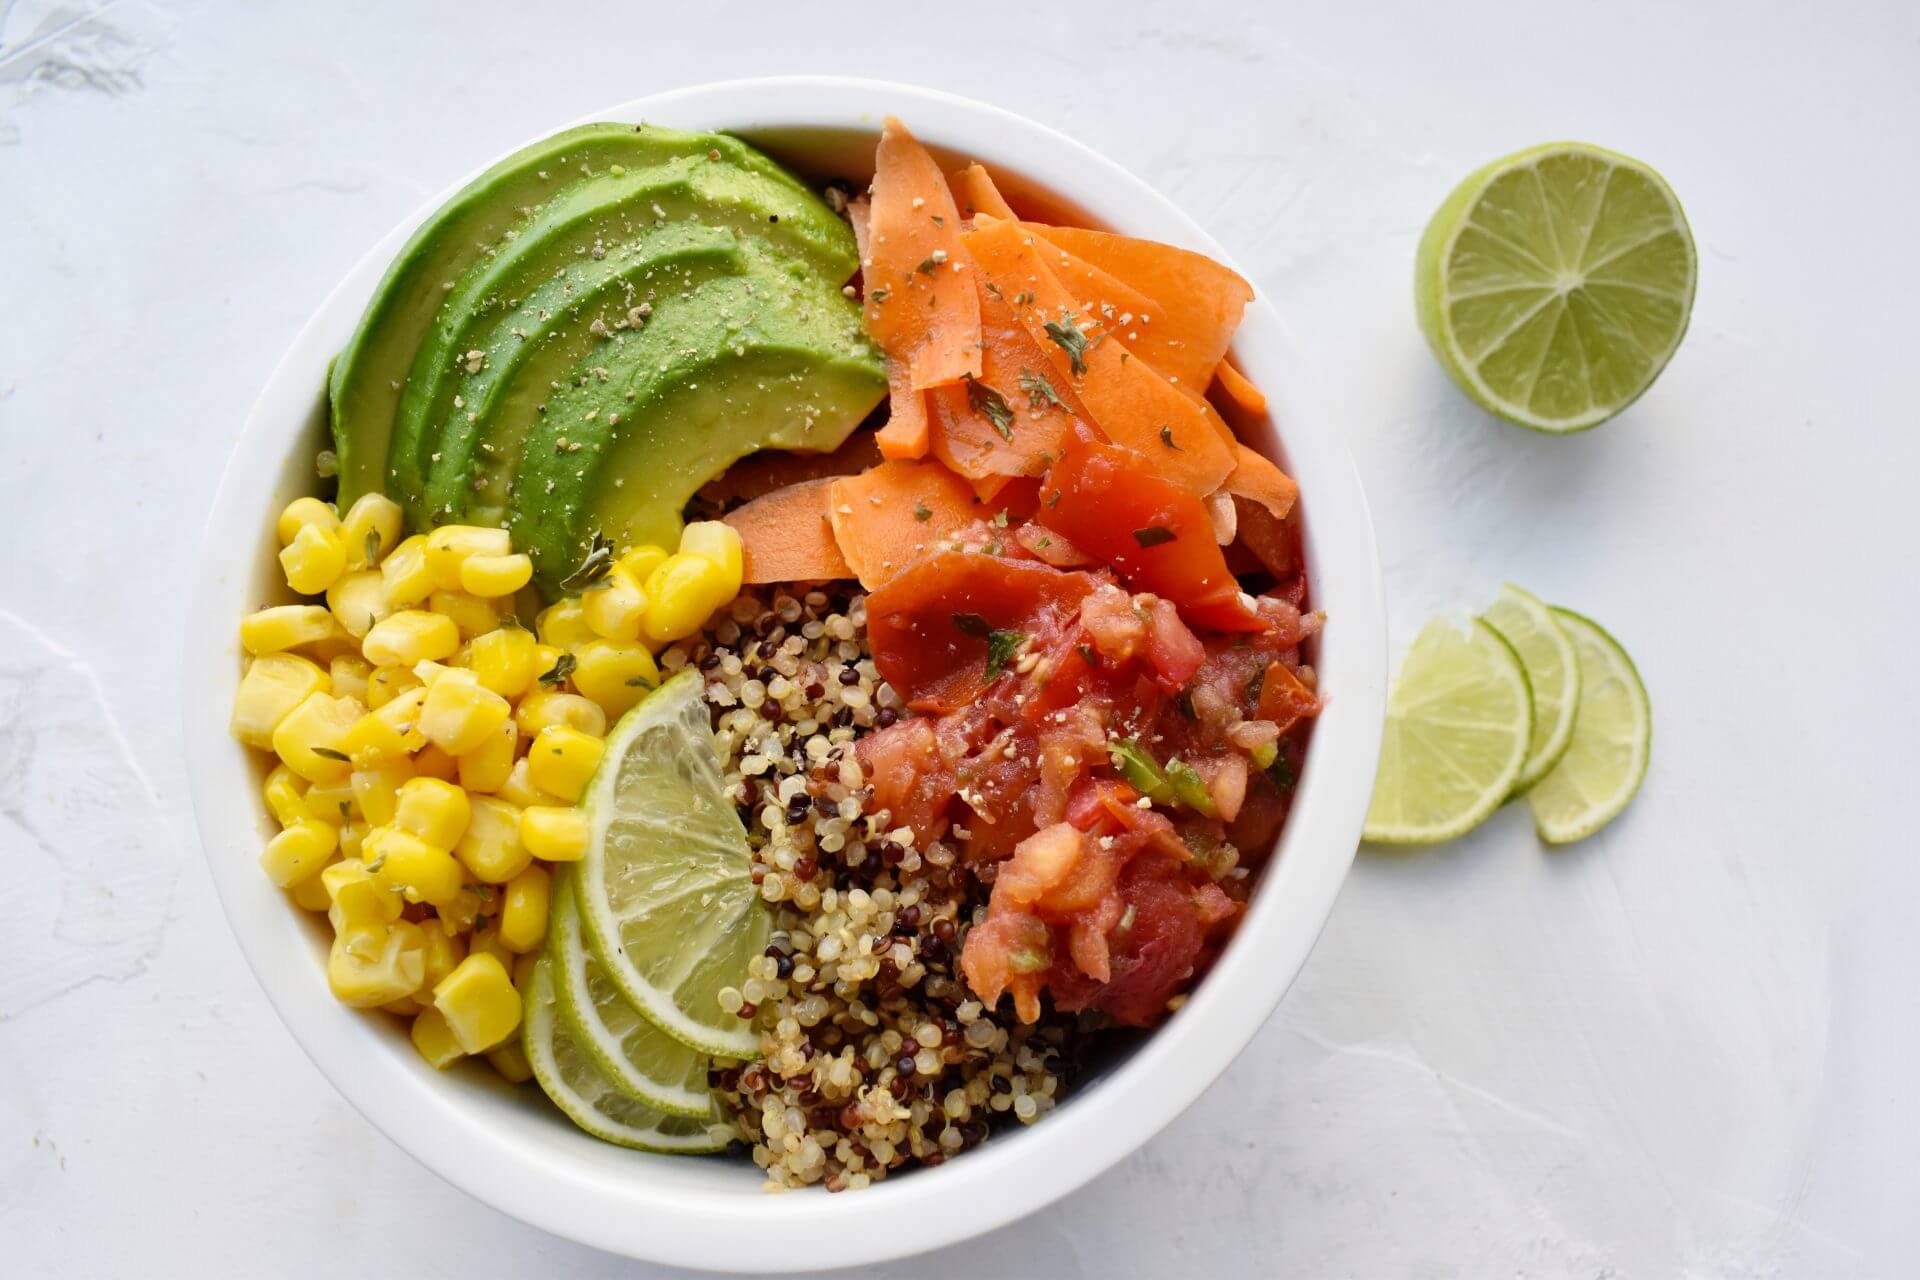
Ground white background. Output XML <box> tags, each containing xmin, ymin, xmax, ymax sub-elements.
<box><xmin>4</xmin><ymin>1</ymin><xmax>1916</xmax><ymax>1275</ymax></box>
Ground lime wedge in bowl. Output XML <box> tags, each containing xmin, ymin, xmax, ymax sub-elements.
<box><xmin>1527</xmin><ymin>609</ymin><xmax>1651</xmax><ymax>843</ymax></box>
<box><xmin>1364</xmin><ymin>617</ymin><xmax>1532</xmax><ymax>844</ymax></box>
<box><xmin>1480</xmin><ymin>583</ymin><xmax>1580</xmax><ymax>791</ymax></box>
<box><xmin>1416</xmin><ymin>142</ymin><xmax>1696</xmax><ymax>432</ymax></box>
<box><xmin>574</xmin><ymin>669</ymin><xmax>769</xmax><ymax>1059</ymax></box>
<box><xmin>549</xmin><ymin>872</ymin><xmax>715</xmax><ymax>1117</ymax></box>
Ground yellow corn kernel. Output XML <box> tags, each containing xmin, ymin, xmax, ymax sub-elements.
<box><xmin>458</xmin><ymin>719</ymin><xmax>517</xmax><ymax>794</ymax></box>
<box><xmin>289</xmin><ymin>855</ymin><xmax>340</xmax><ymax>911</ymax></box>
<box><xmin>339</xmin><ymin>819</ymin><xmax>368</xmax><ymax>861</ymax></box>
<box><xmin>641</xmin><ymin>552</ymin><xmax>734</xmax><ymax>644</ymax></box>
<box><xmin>365</xmin><ymin>662</ymin><xmax>422</xmax><ymax>709</ymax></box>
<box><xmin>412</xmin><ymin>743</ymin><xmax>460</xmax><ymax>782</ymax></box>
<box><xmin>678</xmin><ymin>520</ymin><xmax>744</xmax><ymax>585</ymax></box>
<box><xmin>536</xmin><ymin>597</ymin><xmax>597</xmax><ymax>651</ymax></box>
<box><xmin>298</xmin><ymin>623</ymin><xmax>364</xmax><ymax>666</ymax></box>
<box><xmin>411</xmin><ymin>658</ymin><xmax>451</xmax><ymax>688</ymax></box>
<box><xmin>277</xmin><ymin>496</ymin><xmax>341</xmax><ymax>546</ymax></box>
<box><xmin>304</xmin><ymin>778</ymin><xmax>356</xmax><ymax>824</ymax></box>
<box><xmin>511</xmin><ymin>950</ymin><xmax>541</xmax><ymax>994</ymax></box>
<box><xmin>280</xmin><ymin>522</ymin><xmax>349</xmax><ymax>595</ymax></box>
<box><xmin>322</xmin><ymin>858</ymin><xmax>403</xmax><ymax>925</ymax></box>
<box><xmin>425</xmin><ymin>525</ymin><xmax>512</xmax><ymax>590</ymax></box>
<box><xmin>341</xmin><ymin>688</ymin><xmax>427</xmax><ymax>764</ymax></box>
<box><xmin>328</xmin><ymin>654</ymin><xmax>373</xmax><ymax>703</ymax></box>
<box><xmin>410</xmin><ymin>1006</ymin><xmax>466</xmax><ymax>1068</ymax></box>
<box><xmin>231</xmin><ymin>653</ymin><xmax>329</xmax><ymax>750</ymax></box>
<box><xmin>469</xmin><ymin>625</ymin><xmax>540</xmax><ymax>699</ymax></box>
<box><xmin>433</xmin><ymin>953</ymin><xmax>523</xmax><ymax>1053</ymax></box>
<box><xmin>384</xmin><ymin>994</ymin><xmax>424</xmax><ymax>1016</ymax></box>
<box><xmin>513</xmin><ymin>689</ymin><xmax>606</xmax><ymax>739</ymax></box>
<box><xmin>364</xmin><ymin>824</ymin><xmax>464</xmax><ymax>907</ymax></box>
<box><xmin>417</xmin><ymin>666</ymin><xmax>511</xmax><ymax>754</ymax></box>
<box><xmin>240</xmin><ymin>605</ymin><xmax>338</xmax><ymax>656</ymax></box>
<box><xmin>460</xmin><ymin>552</ymin><xmax>533</xmax><ymax>598</ymax></box>
<box><xmin>380</xmin><ymin>534</ymin><xmax>437</xmax><ymax>607</ymax></box>
<box><xmin>394</xmin><ymin>776</ymin><xmax>471</xmax><ymax>848</ymax></box>
<box><xmin>262</xmin><ymin>763</ymin><xmax>311</xmax><ymax>826</ymax></box>
<box><xmin>350</xmin><ymin>761</ymin><xmax>411</xmax><ymax>826</ymax></box>
<box><xmin>259</xmin><ymin>818</ymin><xmax>338</xmax><ymax>887</ymax></box>
<box><xmin>329</xmin><ymin>919</ymin><xmax>427</xmax><ymax>1008</ymax></box>
<box><xmin>362</xmin><ymin>610</ymin><xmax>460</xmax><ymax>667</ymax></box>
<box><xmin>521</xmin><ymin>805</ymin><xmax>589</xmax><ymax>862</ymax></box>
<box><xmin>494</xmin><ymin>757</ymin><xmax>555</xmax><ymax>810</ymax></box>
<box><xmin>428</xmin><ymin>588</ymin><xmax>503</xmax><ymax>640</ymax></box>
<box><xmin>581</xmin><ymin>564</ymin><xmax>648</xmax><ymax>642</ymax></box>
<box><xmin>417</xmin><ymin>917</ymin><xmax>468</xmax><ymax>992</ymax></box>
<box><xmin>618</xmin><ymin>543</ymin><xmax>670</xmax><ymax>582</ymax></box>
<box><xmin>499</xmin><ymin>865</ymin><xmax>551</xmax><ymax>953</ymax></box>
<box><xmin>326</xmin><ymin>569</ymin><xmax>392</xmax><ymax>638</ymax></box>
<box><xmin>569</xmin><ymin>639</ymin><xmax>660</xmax><ymax>719</ymax></box>
<box><xmin>485</xmin><ymin>1040</ymin><xmax>534</xmax><ymax>1084</ymax></box>
<box><xmin>270</xmin><ymin>691</ymin><xmax>365</xmax><ymax>783</ymax></box>
<box><xmin>436</xmin><ymin>881</ymin><xmax>497</xmax><ymax>934</ymax></box>
<box><xmin>527</xmin><ymin>726</ymin><xmax>604</xmax><ymax>804</ymax></box>
<box><xmin>341</xmin><ymin>492</ymin><xmax>405</xmax><ymax>569</ymax></box>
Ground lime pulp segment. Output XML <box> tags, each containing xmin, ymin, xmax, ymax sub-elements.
<box><xmin>1480</xmin><ymin>583</ymin><xmax>1580</xmax><ymax>791</ymax></box>
<box><xmin>1526</xmin><ymin>609</ymin><xmax>1651</xmax><ymax>844</ymax></box>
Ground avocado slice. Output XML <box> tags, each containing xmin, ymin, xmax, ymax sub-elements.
<box><xmin>511</xmin><ymin>256</ymin><xmax>884</xmax><ymax>592</ymax></box>
<box><xmin>328</xmin><ymin>123</ymin><xmax>854</xmax><ymax>508</ymax></box>
<box><xmin>422</xmin><ymin>223</ymin><xmax>749</xmax><ymax>526</ymax></box>
<box><xmin>388</xmin><ymin>157</ymin><xmax>861</xmax><ymax>522</ymax></box>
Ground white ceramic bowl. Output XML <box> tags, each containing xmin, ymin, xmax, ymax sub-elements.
<box><xmin>183</xmin><ymin>77</ymin><xmax>1385</xmax><ymax>1272</ymax></box>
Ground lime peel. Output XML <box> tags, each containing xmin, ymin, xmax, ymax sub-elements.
<box><xmin>1526</xmin><ymin>609</ymin><xmax>1651</xmax><ymax>844</ymax></box>
<box><xmin>1481</xmin><ymin>583</ymin><xmax>1580</xmax><ymax>791</ymax></box>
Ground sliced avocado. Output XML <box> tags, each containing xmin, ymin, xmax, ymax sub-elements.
<box><xmin>422</xmin><ymin>224</ymin><xmax>749</xmax><ymax>526</ymax></box>
<box><xmin>512</xmin><ymin>255</ymin><xmax>883</xmax><ymax>592</ymax></box>
<box><xmin>329</xmin><ymin>123</ymin><xmax>853</xmax><ymax>508</ymax></box>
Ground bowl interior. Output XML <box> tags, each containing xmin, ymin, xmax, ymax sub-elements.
<box><xmin>184</xmin><ymin>77</ymin><xmax>1385</xmax><ymax>1271</ymax></box>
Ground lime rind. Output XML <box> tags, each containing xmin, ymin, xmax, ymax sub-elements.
<box><xmin>1416</xmin><ymin>142</ymin><xmax>1697</xmax><ymax>433</ymax></box>
<box><xmin>1526</xmin><ymin>609</ymin><xmax>1651</xmax><ymax>844</ymax></box>
<box><xmin>548</xmin><ymin>873</ymin><xmax>716</xmax><ymax>1118</ymax></box>
<box><xmin>1364</xmin><ymin>617</ymin><xmax>1534</xmax><ymax>845</ymax></box>
<box><xmin>574</xmin><ymin>670</ymin><xmax>768</xmax><ymax>1059</ymax></box>
<box><xmin>523</xmin><ymin>957</ymin><xmax>729</xmax><ymax>1154</ymax></box>
<box><xmin>1480</xmin><ymin>583</ymin><xmax>1581</xmax><ymax>791</ymax></box>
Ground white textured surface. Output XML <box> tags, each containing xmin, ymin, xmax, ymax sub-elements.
<box><xmin>2</xmin><ymin>1</ymin><xmax>1914</xmax><ymax>1275</ymax></box>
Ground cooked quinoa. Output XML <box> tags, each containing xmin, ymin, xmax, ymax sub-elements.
<box><xmin>654</xmin><ymin>583</ymin><xmax>1076</xmax><ymax>1191</ymax></box>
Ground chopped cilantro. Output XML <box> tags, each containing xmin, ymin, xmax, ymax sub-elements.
<box><xmin>1043</xmin><ymin>312</ymin><xmax>1092</xmax><ymax>374</ymax></box>
<box><xmin>985</xmin><ymin>628</ymin><xmax>1026</xmax><ymax>678</ymax></box>
<box><xmin>559</xmin><ymin>530</ymin><xmax>616</xmax><ymax>590</ymax></box>
<box><xmin>966</xmin><ymin>376</ymin><xmax>1016</xmax><ymax>440</ymax></box>
<box><xmin>1020</xmin><ymin>368</ymin><xmax>1066</xmax><ymax>410</ymax></box>
<box><xmin>539</xmin><ymin>652</ymin><xmax>577</xmax><ymax>687</ymax></box>
<box><xmin>991</xmin><ymin>509</ymin><xmax>1009</xmax><ymax>528</ymax></box>
<box><xmin>1159</xmin><ymin>425</ymin><xmax>1181</xmax><ymax>450</ymax></box>
<box><xmin>1132</xmin><ymin>525</ymin><xmax>1176</xmax><ymax>548</ymax></box>
<box><xmin>1076</xmin><ymin>642</ymin><xmax>1100</xmax><ymax>668</ymax></box>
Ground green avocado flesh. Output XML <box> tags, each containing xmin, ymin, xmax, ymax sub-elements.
<box><xmin>327</xmin><ymin>123</ymin><xmax>882</xmax><ymax>586</ymax></box>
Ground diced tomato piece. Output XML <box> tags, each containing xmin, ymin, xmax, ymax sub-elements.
<box><xmin>1013</xmin><ymin>522</ymin><xmax>1096</xmax><ymax>568</ymax></box>
<box><xmin>1035</xmin><ymin>705</ymin><xmax>1105</xmax><ymax>828</ymax></box>
<box><xmin>1142</xmin><ymin>596</ymin><xmax>1205</xmax><ymax>690</ymax></box>
<box><xmin>855</xmin><ymin>717</ymin><xmax>959</xmax><ymax>841</ymax></box>
<box><xmin>866</xmin><ymin>553</ymin><xmax>1096</xmax><ymax>712</ymax></box>
<box><xmin>960</xmin><ymin>910</ymin><xmax>1051</xmax><ymax>1024</ymax></box>
<box><xmin>1037</xmin><ymin>432</ymin><xmax>1263</xmax><ymax>632</ymax></box>
<box><xmin>1080</xmin><ymin>582</ymin><xmax>1146</xmax><ymax>663</ymax></box>
<box><xmin>1256</xmin><ymin>660</ymin><xmax>1321</xmax><ymax>732</ymax></box>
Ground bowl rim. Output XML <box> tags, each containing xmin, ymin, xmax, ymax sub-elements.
<box><xmin>183</xmin><ymin>75</ymin><xmax>1385</xmax><ymax>1272</ymax></box>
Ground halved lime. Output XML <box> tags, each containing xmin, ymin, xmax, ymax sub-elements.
<box><xmin>523</xmin><ymin>957</ymin><xmax>728</xmax><ymax>1153</ymax></box>
<box><xmin>574</xmin><ymin>670</ymin><xmax>768</xmax><ymax>1059</ymax></box>
<box><xmin>1364</xmin><ymin>617</ymin><xmax>1533</xmax><ymax>844</ymax></box>
<box><xmin>1480</xmin><ymin>583</ymin><xmax>1580</xmax><ymax>790</ymax></box>
<box><xmin>1527</xmin><ymin>609</ymin><xmax>1651</xmax><ymax>843</ymax></box>
<box><xmin>548</xmin><ymin>872</ymin><xmax>714</xmax><ymax>1118</ymax></box>
<box><xmin>1416</xmin><ymin>142</ymin><xmax>1696</xmax><ymax>432</ymax></box>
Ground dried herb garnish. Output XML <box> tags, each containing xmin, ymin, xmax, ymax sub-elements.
<box><xmin>310</xmin><ymin>746</ymin><xmax>350</xmax><ymax>762</ymax></box>
<box><xmin>1014</xmin><ymin>290</ymin><xmax>1035</xmax><ymax>306</ymax></box>
<box><xmin>966</xmin><ymin>376</ymin><xmax>1016</xmax><ymax>440</ymax></box>
<box><xmin>559</xmin><ymin>530</ymin><xmax>616</xmax><ymax>590</ymax></box>
<box><xmin>1020</xmin><ymin>368</ymin><xmax>1066</xmax><ymax>411</ymax></box>
<box><xmin>1159</xmin><ymin>426</ymin><xmax>1181</xmax><ymax>450</ymax></box>
<box><xmin>1043</xmin><ymin>313</ymin><xmax>1092</xmax><ymax>374</ymax></box>
<box><xmin>869</xmin><ymin>287</ymin><xmax>890</xmax><ymax>304</ymax></box>
<box><xmin>915</xmin><ymin>254</ymin><xmax>942</xmax><ymax>275</ymax></box>
<box><xmin>1076</xmin><ymin>642</ymin><xmax>1101</xmax><ymax>668</ymax></box>
<box><xmin>539</xmin><ymin>652</ymin><xmax>577</xmax><ymax>687</ymax></box>
<box><xmin>985</xmin><ymin>629</ymin><xmax>1025</xmax><ymax>678</ymax></box>
<box><xmin>364</xmin><ymin>529</ymin><xmax>381</xmax><ymax>565</ymax></box>
<box><xmin>984</xmin><ymin>281</ymin><xmax>1004</xmax><ymax>299</ymax></box>
<box><xmin>625</xmin><ymin>674</ymin><xmax>655</xmax><ymax>689</ymax></box>
<box><xmin>951</xmin><ymin>612</ymin><xmax>993</xmax><ymax>638</ymax></box>
<box><xmin>1132</xmin><ymin>525</ymin><xmax>1176</xmax><ymax>548</ymax></box>
<box><xmin>913</xmin><ymin>500</ymin><xmax>932</xmax><ymax>522</ymax></box>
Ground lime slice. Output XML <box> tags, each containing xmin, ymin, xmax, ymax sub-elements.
<box><xmin>1416</xmin><ymin>142</ymin><xmax>1696</xmax><ymax>432</ymax></box>
<box><xmin>1480</xmin><ymin>583</ymin><xmax>1580</xmax><ymax>791</ymax></box>
<box><xmin>1364</xmin><ymin>617</ymin><xmax>1532</xmax><ymax>844</ymax></box>
<box><xmin>1526</xmin><ymin>609</ymin><xmax>1651</xmax><ymax>843</ymax></box>
<box><xmin>574</xmin><ymin>670</ymin><xmax>768</xmax><ymax>1058</ymax></box>
<box><xmin>523</xmin><ymin>956</ymin><xmax>728</xmax><ymax>1153</ymax></box>
<box><xmin>548</xmin><ymin>871</ymin><xmax>714</xmax><ymax>1118</ymax></box>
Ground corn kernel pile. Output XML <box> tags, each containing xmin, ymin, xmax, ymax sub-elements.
<box><xmin>232</xmin><ymin>490</ymin><xmax>744</xmax><ymax>1080</ymax></box>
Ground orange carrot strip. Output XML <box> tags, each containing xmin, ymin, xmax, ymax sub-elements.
<box><xmin>828</xmin><ymin>459</ymin><xmax>982</xmax><ymax>588</ymax></box>
<box><xmin>963</xmin><ymin>218</ymin><xmax>1234</xmax><ymax>495</ymax></box>
<box><xmin>929</xmin><ymin>275</ymin><xmax>1084</xmax><ymax>482</ymax></box>
<box><xmin>724</xmin><ymin>478</ymin><xmax>852</xmax><ymax>583</ymax></box>
<box><xmin>951</xmin><ymin>163</ymin><xmax>1017</xmax><ymax>221</ymax></box>
<box><xmin>865</xmin><ymin>118</ymin><xmax>981</xmax><ymax>392</ymax></box>
<box><xmin>876</xmin><ymin>374</ymin><xmax>931</xmax><ymax>460</ymax></box>
<box><xmin>1220</xmin><ymin>442</ymin><xmax>1297</xmax><ymax>520</ymax></box>
<box><xmin>1029</xmin><ymin>225</ymin><xmax>1253</xmax><ymax>394</ymax></box>
<box><xmin>1213</xmin><ymin>357</ymin><xmax>1268</xmax><ymax>416</ymax></box>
